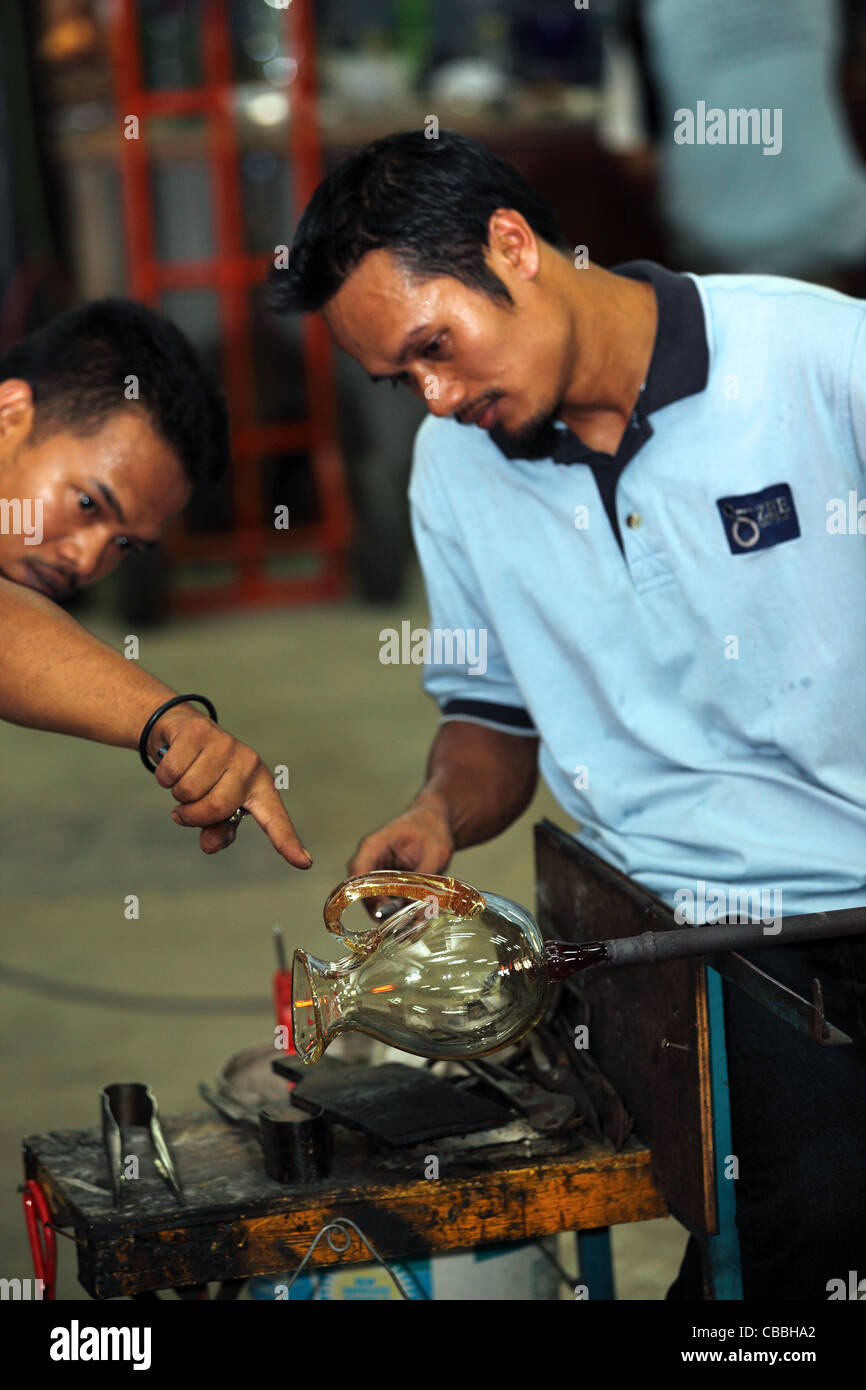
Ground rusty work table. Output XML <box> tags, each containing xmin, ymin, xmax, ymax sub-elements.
<box><xmin>22</xmin><ymin>1109</ymin><xmax>666</xmax><ymax>1299</ymax></box>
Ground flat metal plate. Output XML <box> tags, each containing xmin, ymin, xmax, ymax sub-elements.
<box><xmin>279</xmin><ymin>1060</ymin><xmax>513</xmax><ymax>1146</ymax></box>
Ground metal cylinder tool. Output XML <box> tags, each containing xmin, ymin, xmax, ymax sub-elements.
<box><xmin>199</xmin><ymin>1084</ymin><xmax>330</xmax><ymax>1183</ymax></box>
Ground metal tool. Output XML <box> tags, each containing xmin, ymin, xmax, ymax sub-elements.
<box><xmin>199</xmin><ymin>1083</ymin><xmax>257</xmax><ymax>1130</ymax></box>
<box><xmin>273</xmin><ymin>925</ymin><xmax>288</xmax><ymax>975</ymax></box>
<box><xmin>272</xmin><ymin>925</ymin><xmax>295</xmax><ymax>1057</ymax></box>
<box><xmin>458</xmin><ymin>1057</ymin><xmax>576</xmax><ymax>1133</ymax></box>
<box><xmin>543</xmin><ymin>907</ymin><xmax>866</xmax><ymax>1048</ymax></box>
<box><xmin>524</xmin><ymin>1025</ymin><xmax>601</xmax><ymax>1142</ymax></box>
<box><xmin>199</xmin><ymin>1084</ymin><xmax>330</xmax><ymax>1182</ymax></box>
<box><xmin>586</xmin><ymin>908</ymin><xmax>866</xmax><ymax>968</ymax></box>
<box><xmin>549</xmin><ymin>1019</ymin><xmax>634</xmax><ymax>1149</ymax></box>
<box><xmin>100</xmin><ymin>1082</ymin><xmax>184</xmax><ymax>1209</ymax></box>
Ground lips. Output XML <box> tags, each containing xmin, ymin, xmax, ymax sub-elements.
<box><xmin>475</xmin><ymin>399</ymin><xmax>499</xmax><ymax>429</ymax></box>
<box><xmin>458</xmin><ymin>396</ymin><xmax>500</xmax><ymax>430</ymax></box>
<box><xmin>24</xmin><ymin>561</ymin><xmax>71</xmax><ymax>601</ymax></box>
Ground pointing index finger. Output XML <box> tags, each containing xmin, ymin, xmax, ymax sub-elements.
<box><xmin>243</xmin><ymin>784</ymin><xmax>312</xmax><ymax>868</ymax></box>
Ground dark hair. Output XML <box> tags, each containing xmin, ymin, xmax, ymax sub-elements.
<box><xmin>0</xmin><ymin>298</ymin><xmax>229</xmax><ymax>489</ymax></box>
<box><xmin>269</xmin><ymin>129</ymin><xmax>565</xmax><ymax>313</ymax></box>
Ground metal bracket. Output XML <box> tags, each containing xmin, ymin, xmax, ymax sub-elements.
<box><xmin>706</xmin><ymin>952</ymin><xmax>851</xmax><ymax>1045</ymax></box>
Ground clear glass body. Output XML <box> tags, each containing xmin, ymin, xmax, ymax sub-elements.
<box><xmin>292</xmin><ymin>891</ymin><xmax>549</xmax><ymax>1064</ymax></box>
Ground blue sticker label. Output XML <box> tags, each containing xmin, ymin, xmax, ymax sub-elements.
<box><xmin>716</xmin><ymin>483</ymin><xmax>800</xmax><ymax>555</ymax></box>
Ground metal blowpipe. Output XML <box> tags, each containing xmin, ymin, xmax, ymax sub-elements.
<box><xmin>544</xmin><ymin>905</ymin><xmax>866</xmax><ymax>979</ymax></box>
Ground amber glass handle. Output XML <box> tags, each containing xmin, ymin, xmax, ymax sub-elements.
<box><xmin>322</xmin><ymin>871</ymin><xmax>487</xmax><ymax>954</ymax></box>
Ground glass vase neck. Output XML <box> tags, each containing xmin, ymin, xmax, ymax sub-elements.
<box><xmin>542</xmin><ymin>939</ymin><xmax>609</xmax><ymax>981</ymax></box>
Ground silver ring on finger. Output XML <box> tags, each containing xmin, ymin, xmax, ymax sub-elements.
<box><xmin>227</xmin><ymin>807</ymin><xmax>249</xmax><ymax>827</ymax></box>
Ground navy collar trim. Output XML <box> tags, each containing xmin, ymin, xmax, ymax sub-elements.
<box><xmin>491</xmin><ymin>259</ymin><xmax>709</xmax><ymax>466</ymax></box>
<box><xmin>615</xmin><ymin>258</ymin><xmax>709</xmax><ymax>416</ymax></box>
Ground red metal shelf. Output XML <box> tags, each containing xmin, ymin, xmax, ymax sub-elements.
<box><xmin>107</xmin><ymin>0</ymin><xmax>353</xmax><ymax>614</ymax></box>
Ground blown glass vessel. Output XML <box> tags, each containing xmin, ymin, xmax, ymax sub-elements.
<box><xmin>292</xmin><ymin>871</ymin><xmax>598</xmax><ymax>1064</ymax></box>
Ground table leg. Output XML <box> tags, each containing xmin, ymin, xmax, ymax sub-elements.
<box><xmin>576</xmin><ymin>1227</ymin><xmax>615</xmax><ymax>1300</ymax></box>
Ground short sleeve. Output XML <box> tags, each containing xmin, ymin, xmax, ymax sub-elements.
<box><xmin>850</xmin><ymin>308</ymin><xmax>866</xmax><ymax>472</ymax></box>
<box><xmin>409</xmin><ymin>427</ymin><xmax>537</xmax><ymax>737</ymax></box>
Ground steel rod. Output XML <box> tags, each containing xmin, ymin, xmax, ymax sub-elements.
<box><xmin>602</xmin><ymin>908</ymin><xmax>866</xmax><ymax>968</ymax></box>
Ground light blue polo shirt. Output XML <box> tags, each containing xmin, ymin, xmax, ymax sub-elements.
<box><xmin>409</xmin><ymin>265</ymin><xmax>866</xmax><ymax>919</ymax></box>
<box><xmin>643</xmin><ymin>0</ymin><xmax>866</xmax><ymax>275</ymax></box>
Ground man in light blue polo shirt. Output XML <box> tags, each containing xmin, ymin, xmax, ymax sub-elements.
<box><xmin>273</xmin><ymin>131</ymin><xmax>866</xmax><ymax>1302</ymax></box>
<box><xmin>409</xmin><ymin>262</ymin><xmax>866</xmax><ymax>921</ymax></box>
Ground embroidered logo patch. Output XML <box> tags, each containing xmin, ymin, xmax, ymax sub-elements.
<box><xmin>716</xmin><ymin>483</ymin><xmax>800</xmax><ymax>555</ymax></box>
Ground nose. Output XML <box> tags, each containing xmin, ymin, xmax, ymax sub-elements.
<box><xmin>421</xmin><ymin>371</ymin><xmax>466</xmax><ymax>419</ymax></box>
<box><xmin>56</xmin><ymin>527</ymin><xmax>115</xmax><ymax>585</ymax></box>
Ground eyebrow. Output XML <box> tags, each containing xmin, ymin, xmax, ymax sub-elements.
<box><xmin>367</xmin><ymin>323</ymin><xmax>432</xmax><ymax>384</ymax></box>
<box><xmin>92</xmin><ymin>478</ymin><xmax>124</xmax><ymax>524</ymax></box>
<box><xmin>89</xmin><ymin>478</ymin><xmax>158</xmax><ymax>549</ymax></box>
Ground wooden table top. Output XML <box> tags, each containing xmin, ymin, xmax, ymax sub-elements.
<box><xmin>24</xmin><ymin>1111</ymin><xmax>666</xmax><ymax>1298</ymax></box>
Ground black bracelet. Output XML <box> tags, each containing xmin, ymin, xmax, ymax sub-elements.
<box><xmin>138</xmin><ymin>693</ymin><xmax>218</xmax><ymax>773</ymax></box>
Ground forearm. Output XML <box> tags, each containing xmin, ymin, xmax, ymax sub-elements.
<box><xmin>0</xmin><ymin>579</ymin><xmax>311</xmax><ymax>866</ymax></box>
<box><xmin>412</xmin><ymin>719</ymin><xmax>540</xmax><ymax>850</ymax></box>
<box><xmin>0</xmin><ymin>577</ymin><xmax>184</xmax><ymax>750</ymax></box>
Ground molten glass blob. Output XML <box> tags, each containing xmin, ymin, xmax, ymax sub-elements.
<box><xmin>292</xmin><ymin>871</ymin><xmax>605</xmax><ymax>1064</ymax></box>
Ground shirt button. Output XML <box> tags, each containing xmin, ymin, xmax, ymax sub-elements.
<box><xmin>626</xmin><ymin>513</ymin><xmax>642</xmax><ymax>529</ymax></box>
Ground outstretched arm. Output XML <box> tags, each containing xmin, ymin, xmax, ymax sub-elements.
<box><xmin>0</xmin><ymin>576</ymin><xmax>311</xmax><ymax>865</ymax></box>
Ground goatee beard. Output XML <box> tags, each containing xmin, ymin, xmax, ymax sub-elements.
<box><xmin>489</xmin><ymin>410</ymin><xmax>561</xmax><ymax>461</ymax></box>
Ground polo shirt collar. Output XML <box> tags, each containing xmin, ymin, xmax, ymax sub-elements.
<box><xmin>491</xmin><ymin>259</ymin><xmax>709</xmax><ymax>466</ymax></box>
<box><xmin>620</xmin><ymin>259</ymin><xmax>709</xmax><ymax>417</ymax></box>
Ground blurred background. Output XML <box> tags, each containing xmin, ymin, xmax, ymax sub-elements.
<box><xmin>2</xmin><ymin>0</ymin><xmax>866</xmax><ymax>1299</ymax></box>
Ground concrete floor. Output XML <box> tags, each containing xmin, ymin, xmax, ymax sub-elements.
<box><xmin>0</xmin><ymin>566</ymin><xmax>687</xmax><ymax>1299</ymax></box>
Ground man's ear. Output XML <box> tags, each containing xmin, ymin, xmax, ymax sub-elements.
<box><xmin>486</xmin><ymin>208</ymin><xmax>541</xmax><ymax>283</ymax></box>
<box><xmin>0</xmin><ymin>379</ymin><xmax>35</xmax><ymax>443</ymax></box>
